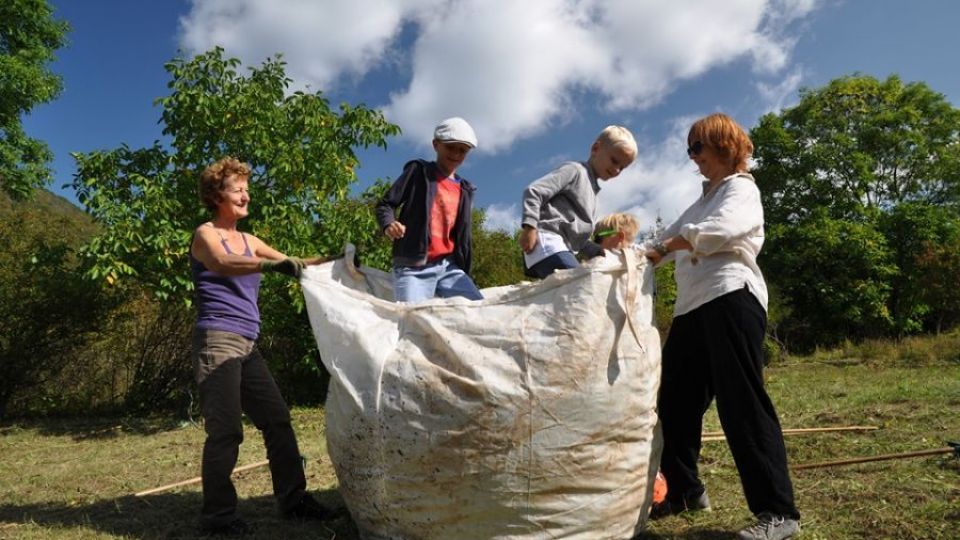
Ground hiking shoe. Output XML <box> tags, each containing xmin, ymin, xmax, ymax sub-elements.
<box><xmin>200</xmin><ymin>518</ymin><xmax>253</xmax><ymax>537</ymax></box>
<box><xmin>285</xmin><ymin>493</ymin><xmax>333</xmax><ymax>520</ymax></box>
<box><xmin>649</xmin><ymin>490</ymin><xmax>712</xmax><ymax>520</ymax></box>
<box><xmin>737</xmin><ymin>512</ymin><xmax>800</xmax><ymax>540</ymax></box>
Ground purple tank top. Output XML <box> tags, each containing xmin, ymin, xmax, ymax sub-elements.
<box><xmin>191</xmin><ymin>232</ymin><xmax>262</xmax><ymax>340</ymax></box>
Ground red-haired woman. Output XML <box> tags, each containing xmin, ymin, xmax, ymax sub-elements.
<box><xmin>645</xmin><ymin>114</ymin><xmax>800</xmax><ymax>540</ymax></box>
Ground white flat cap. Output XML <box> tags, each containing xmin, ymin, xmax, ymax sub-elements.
<box><xmin>433</xmin><ymin>117</ymin><xmax>478</xmax><ymax>148</ymax></box>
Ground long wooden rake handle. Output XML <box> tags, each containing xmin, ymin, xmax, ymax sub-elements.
<box><xmin>134</xmin><ymin>459</ymin><xmax>269</xmax><ymax>497</ymax></box>
<box><xmin>701</xmin><ymin>425</ymin><xmax>878</xmax><ymax>442</ymax></box>
<box><xmin>793</xmin><ymin>447</ymin><xmax>956</xmax><ymax>470</ymax></box>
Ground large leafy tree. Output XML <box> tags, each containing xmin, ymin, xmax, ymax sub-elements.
<box><xmin>71</xmin><ymin>47</ymin><xmax>400</xmax><ymax>303</ymax></box>
<box><xmin>752</xmin><ymin>74</ymin><xmax>960</xmax><ymax>348</ymax></box>
<box><xmin>760</xmin><ymin>213</ymin><xmax>896</xmax><ymax>351</ymax></box>
<box><xmin>0</xmin><ymin>0</ymin><xmax>68</xmax><ymax>198</ymax></box>
<box><xmin>70</xmin><ymin>48</ymin><xmax>399</xmax><ymax>401</ymax></box>
<box><xmin>753</xmin><ymin>74</ymin><xmax>960</xmax><ymax>225</ymax></box>
<box><xmin>877</xmin><ymin>202</ymin><xmax>960</xmax><ymax>334</ymax></box>
<box><xmin>470</xmin><ymin>210</ymin><xmax>526</xmax><ymax>289</ymax></box>
<box><xmin>916</xmin><ymin>229</ymin><xmax>960</xmax><ymax>334</ymax></box>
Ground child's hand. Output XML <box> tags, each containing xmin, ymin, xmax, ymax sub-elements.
<box><xmin>384</xmin><ymin>221</ymin><xmax>406</xmax><ymax>240</ymax></box>
<box><xmin>519</xmin><ymin>227</ymin><xmax>538</xmax><ymax>253</ymax></box>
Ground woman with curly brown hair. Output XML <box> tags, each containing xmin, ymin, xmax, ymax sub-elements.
<box><xmin>190</xmin><ymin>157</ymin><xmax>330</xmax><ymax>535</ymax></box>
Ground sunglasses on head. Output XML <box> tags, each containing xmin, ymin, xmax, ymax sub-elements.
<box><xmin>687</xmin><ymin>140</ymin><xmax>704</xmax><ymax>157</ymax></box>
<box><xmin>594</xmin><ymin>229</ymin><xmax>618</xmax><ymax>243</ymax></box>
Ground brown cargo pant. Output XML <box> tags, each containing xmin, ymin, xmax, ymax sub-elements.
<box><xmin>192</xmin><ymin>328</ymin><xmax>307</xmax><ymax>528</ymax></box>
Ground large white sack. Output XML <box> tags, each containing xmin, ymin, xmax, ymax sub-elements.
<box><xmin>301</xmin><ymin>245</ymin><xmax>662</xmax><ymax>540</ymax></box>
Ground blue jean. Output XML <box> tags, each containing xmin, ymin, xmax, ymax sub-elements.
<box><xmin>526</xmin><ymin>251</ymin><xmax>579</xmax><ymax>279</ymax></box>
<box><xmin>392</xmin><ymin>258</ymin><xmax>483</xmax><ymax>303</ymax></box>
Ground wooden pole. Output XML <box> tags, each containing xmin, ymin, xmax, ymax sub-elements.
<box><xmin>134</xmin><ymin>459</ymin><xmax>270</xmax><ymax>497</ymax></box>
<box><xmin>793</xmin><ymin>447</ymin><xmax>955</xmax><ymax>470</ymax></box>
<box><xmin>702</xmin><ymin>425</ymin><xmax>878</xmax><ymax>442</ymax></box>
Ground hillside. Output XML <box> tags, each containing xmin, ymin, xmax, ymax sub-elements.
<box><xmin>0</xmin><ymin>188</ymin><xmax>98</xmax><ymax>242</ymax></box>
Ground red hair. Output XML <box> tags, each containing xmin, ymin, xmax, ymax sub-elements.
<box><xmin>688</xmin><ymin>113</ymin><xmax>753</xmax><ymax>173</ymax></box>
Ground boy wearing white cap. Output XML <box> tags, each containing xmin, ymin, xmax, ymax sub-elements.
<box><xmin>375</xmin><ymin>117</ymin><xmax>483</xmax><ymax>303</ymax></box>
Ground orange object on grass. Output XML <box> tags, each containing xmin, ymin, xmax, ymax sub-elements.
<box><xmin>653</xmin><ymin>470</ymin><xmax>668</xmax><ymax>504</ymax></box>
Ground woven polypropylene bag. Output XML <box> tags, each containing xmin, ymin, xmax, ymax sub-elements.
<box><xmin>301</xmin><ymin>246</ymin><xmax>662</xmax><ymax>540</ymax></box>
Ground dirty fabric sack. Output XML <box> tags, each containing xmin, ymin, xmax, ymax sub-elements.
<box><xmin>301</xmin><ymin>246</ymin><xmax>662</xmax><ymax>539</ymax></box>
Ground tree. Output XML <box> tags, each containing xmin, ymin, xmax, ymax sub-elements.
<box><xmin>471</xmin><ymin>210</ymin><xmax>526</xmax><ymax>288</ymax></box>
<box><xmin>0</xmin><ymin>191</ymin><xmax>114</xmax><ymax>418</ymax></box>
<box><xmin>71</xmin><ymin>47</ymin><xmax>400</xmax><ymax>303</ymax></box>
<box><xmin>69</xmin><ymin>48</ymin><xmax>400</xmax><ymax>402</ymax></box>
<box><xmin>761</xmin><ymin>213</ymin><xmax>897</xmax><ymax>352</ymax></box>
<box><xmin>752</xmin><ymin>74</ymin><xmax>960</xmax><ymax>348</ymax></box>
<box><xmin>877</xmin><ymin>202</ymin><xmax>960</xmax><ymax>335</ymax></box>
<box><xmin>916</xmin><ymin>234</ymin><xmax>960</xmax><ymax>334</ymax></box>
<box><xmin>0</xmin><ymin>0</ymin><xmax>68</xmax><ymax>198</ymax></box>
<box><xmin>752</xmin><ymin>74</ymin><xmax>960</xmax><ymax>226</ymax></box>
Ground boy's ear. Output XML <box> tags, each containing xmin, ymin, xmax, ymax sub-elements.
<box><xmin>614</xmin><ymin>231</ymin><xmax>627</xmax><ymax>247</ymax></box>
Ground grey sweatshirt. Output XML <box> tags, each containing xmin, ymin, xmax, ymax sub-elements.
<box><xmin>521</xmin><ymin>161</ymin><xmax>600</xmax><ymax>251</ymax></box>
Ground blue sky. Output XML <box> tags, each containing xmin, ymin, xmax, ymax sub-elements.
<box><xmin>26</xmin><ymin>0</ymin><xmax>960</xmax><ymax>232</ymax></box>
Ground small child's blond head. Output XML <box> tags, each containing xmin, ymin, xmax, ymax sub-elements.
<box><xmin>594</xmin><ymin>213</ymin><xmax>640</xmax><ymax>249</ymax></box>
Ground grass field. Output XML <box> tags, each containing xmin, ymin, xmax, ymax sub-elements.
<box><xmin>1</xmin><ymin>337</ymin><xmax>958</xmax><ymax>539</ymax></box>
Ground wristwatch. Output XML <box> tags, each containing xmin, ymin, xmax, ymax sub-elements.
<box><xmin>653</xmin><ymin>241</ymin><xmax>669</xmax><ymax>256</ymax></box>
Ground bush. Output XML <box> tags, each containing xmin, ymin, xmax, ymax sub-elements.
<box><xmin>0</xmin><ymin>191</ymin><xmax>116</xmax><ymax>418</ymax></box>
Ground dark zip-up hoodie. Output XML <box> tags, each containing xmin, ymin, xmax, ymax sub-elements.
<box><xmin>375</xmin><ymin>159</ymin><xmax>476</xmax><ymax>273</ymax></box>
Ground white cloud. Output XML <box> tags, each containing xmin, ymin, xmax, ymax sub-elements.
<box><xmin>385</xmin><ymin>0</ymin><xmax>606</xmax><ymax>152</ymax></box>
<box><xmin>179</xmin><ymin>0</ymin><xmax>823</xmax><ymax>150</ymax></box>
<box><xmin>179</xmin><ymin>0</ymin><xmax>438</xmax><ymax>90</ymax></box>
<box><xmin>481</xmin><ymin>203</ymin><xmax>521</xmax><ymax>233</ymax></box>
<box><xmin>593</xmin><ymin>0</ymin><xmax>766</xmax><ymax>108</ymax></box>
<box><xmin>756</xmin><ymin>66</ymin><xmax>805</xmax><ymax>112</ymax></box>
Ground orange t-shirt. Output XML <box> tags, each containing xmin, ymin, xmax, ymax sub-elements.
<box><xmin>427</xmin><ymin>173</ymin><xmax>462</xmax><ymax>261</ymax></box>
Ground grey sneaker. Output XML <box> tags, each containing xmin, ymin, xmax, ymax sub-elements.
<box><xmin>737</xmin><ymin>512</ymin><xmax>800</xmax><ymax>540</ymax></box>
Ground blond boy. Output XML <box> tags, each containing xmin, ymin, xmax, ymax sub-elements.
<box><xmin>519</xmin><ymin>126</ymin><xmax>638</xmax><ymax>278</ymax></box>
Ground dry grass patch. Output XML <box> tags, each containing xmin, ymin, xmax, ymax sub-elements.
<box><xmin>2</xmin><ymin>340</ymin><xmax>959</xmax><ymax>539</ymax></box>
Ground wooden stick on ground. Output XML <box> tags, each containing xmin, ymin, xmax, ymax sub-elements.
<box><xmin>135</xmin><ymin>459</ymin><xmax>269</xmax><ymax>497</ymax></box>
<box><xmin>702</xmin><ymin>425</ymin><xmax>879</xmax><ymax>442</ymax></box>
<box><xmin>793</xmin><ymin>447</ymin><xmax>956</xmax><ymax>471</ymax></box>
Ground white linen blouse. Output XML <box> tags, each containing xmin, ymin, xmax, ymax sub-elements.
<box><xmin>657</xmin><ymin>172</ymin><xmax>768</xmax><ymax>317</ymax></box>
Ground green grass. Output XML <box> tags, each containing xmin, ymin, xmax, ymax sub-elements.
<box><xmin>2</xmin><ymin>340</ymin><xmax>959</xmax><ymax>539</ymax></box>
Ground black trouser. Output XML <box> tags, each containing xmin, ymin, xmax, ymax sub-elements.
<box><xmin>657</xmin><ymin>288</ymin><xmax>799</xmax><ymax>519</ymax></box>
<box><xmin>193</xmin><ymin>329</ymin><xmax>307</xmax><ymax>527</ymax></box>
